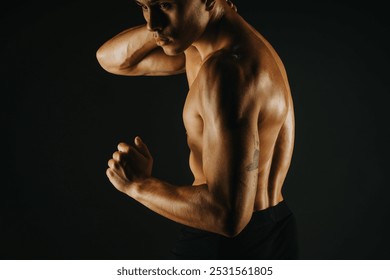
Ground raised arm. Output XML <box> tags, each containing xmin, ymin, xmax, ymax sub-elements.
<box><xmin>106</xmin><ymin>56</ymin><xmax>259</xmax><ymax>237</ymax></box>
<box><xmin>96</xmin><ymin>25</ymin><xmax>185</xmax><ymax>76</ymax></box>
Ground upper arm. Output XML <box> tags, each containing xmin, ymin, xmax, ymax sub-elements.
<box><xmin>96</xmin><ymin>25</ymin><xmax>186</xmax><ymax>76</ymax></box>
<box><xmin>121</xmin><ymin>47</ymin><xmax>186</xmax><ymax>76</ymax></box>
<box><xmin>200</xmin><ymin>57</ymin><xmax>259</xmax><ymax>236</ymax></box>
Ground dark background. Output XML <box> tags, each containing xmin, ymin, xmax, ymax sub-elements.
<box><xmin>1</xmin><ymin>0</ymin><xmax>389</xmax><ymax>259</ymax></box>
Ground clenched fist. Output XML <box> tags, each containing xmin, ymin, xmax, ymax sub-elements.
<box><xmin>106</xmin><ymin>136</ymin><xmax>153</xmax><ymax>195</ymax></box>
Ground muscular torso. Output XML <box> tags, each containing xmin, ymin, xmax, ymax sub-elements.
<box><xmin>98</xmin><ymin>6</ymin><xmax>296</xmax><ymax>235</ymax></box>
<box><xmin>183</xmin><ymin>25</ymin><xmax>295</xmax><ymax>211</ymax></box>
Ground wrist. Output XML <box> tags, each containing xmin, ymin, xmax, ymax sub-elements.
<box><xmin>126</xmin><ymin>176</ymin><xmax>152</xmax><ymax>199</ymax></box>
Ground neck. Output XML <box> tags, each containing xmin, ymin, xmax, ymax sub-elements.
<box><xmin>192</xmin><ymin>2</ymin><xmax>240</xmax><ymax>61</ymax></box>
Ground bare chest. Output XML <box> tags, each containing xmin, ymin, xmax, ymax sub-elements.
<box><xmin>182</xmin><ymin>83</ymin><xmax>203</xmax><ymax>150</ymax></box>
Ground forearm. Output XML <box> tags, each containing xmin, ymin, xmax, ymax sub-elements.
<box><xmin>96</xmin><ymin>25</ymin><xmax>157</xmax><ymax>73</ymax></box>
<box><xmin>128</xmin><ymin>177</ymin><xmax>230</xmax><ymax>236</ymax></box>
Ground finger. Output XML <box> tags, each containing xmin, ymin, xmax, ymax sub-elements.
<box><xmin>113</xmin><ymin>151</ymin><xmax>129</xmax><ymax>162</ymax></box>
<box><xmin>106</xmin><ymin>167</ymin><xmax>116</xmax><ymax>179</ymax></box>
<box><xmin>226</xmin><ymin>0</ymin><xmax>237</xmax><ymax>11</ymax></box>
<box><xmin>106</xmin><ymin>168</ymin><xmax>127</xmax><ymax>193</ymax></box>
<box><xmin>134</xmin><ymin>136</ymin><xmax>152</xmax><ymax>158</ymax></box>
<box><xmin>108</xmin><ymin>159</ymin><xmax>120</xmax><ymax>170</ymax></box>
<box><xmin>112</xmin><ymin>151</ymin><xmax>122</xmax><ymax>161</ymax></box>
<box><xmin>118</xmin><ymin>142</ymin><xmax>130</xmax><ymax>153</ymax></box>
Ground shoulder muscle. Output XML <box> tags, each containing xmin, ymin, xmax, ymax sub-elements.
<box><xmin>199</xmin><ymin>52</ymin><xmax>253</xmax><ymax>127</ymax></box>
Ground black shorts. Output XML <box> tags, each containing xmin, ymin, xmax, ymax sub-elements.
<box><xmin>170</xmin><ymin>201</ymin><xmax>299</xmax><ymax>259</ymax></box>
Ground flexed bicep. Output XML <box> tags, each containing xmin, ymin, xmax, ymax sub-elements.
<box><xmin>97</xmin><ymin>25</ymin><xmax>185</xmax><ymax>76</ymax></box>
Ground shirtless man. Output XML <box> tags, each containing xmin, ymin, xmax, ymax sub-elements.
<box><xmin>96</xmin><ymin>0</ymin><xmax>298</xmax><ymax>259</ymax></box>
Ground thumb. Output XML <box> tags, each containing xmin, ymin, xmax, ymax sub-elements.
<box><xmin>134</xmin><ymin>136</ymin><xmax>152</xmax><ymax>158</ymax></box>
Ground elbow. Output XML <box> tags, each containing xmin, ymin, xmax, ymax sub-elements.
<box><xmin>96</xmin><ymin>47</ymin><xmax>129</xmax><ymax>75</ymax></box>
<box><xmin>96</xmin><ymin>48</ymin><xmax>113</xmax><ymax>73</ymax></box>
<box><xmin>96</xmin><ymin>47</ymin><xmax>108</xmax><ymax>69</ymax></box>
<box><xmin>219</xmin><ymin>210</ymin><xmax>252</xmax><ymax>238</ymax></box>
<box><xmin>222</xmin><ymin>221</ymin><xmax>249</xmax><ymax>238</ymax></box>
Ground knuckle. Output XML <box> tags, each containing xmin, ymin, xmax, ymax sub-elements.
<box><xmin>108</xmin><ymin>159</ymin><xmax>120</xmax><ymax>170</ymax></box>
<box><xmin>113</xmin><ymin>160</ymin><xmax>120</xmax><ymax>169</ymax></box>
<box><xmin>118</xmin><ymin>153</ymin><xmax>127</xmax><ymax>162</ymax></box>
<box><xmin>113</xmin><ymin>151</ymin><xmax>121</xmax><ymax>160</ymax></box>
<box><xmin>118</xmin><ymin>142</ymin><xmax>129</xmax><ymax>152</ymax></box>
<box><xmin>106</xmin><ymin>168</ymin><xmax>113</xmax><ymax>177</ymax></box>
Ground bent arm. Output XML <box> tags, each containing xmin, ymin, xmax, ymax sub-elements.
<box><xmin>96</xmin><ymin>25</ymin><xmax>185</xmax><ymax>76</ymax></box>
<box><xmin>128</xmin><ymin>120</ymin><xmax>258</xmax><ymax>237</ymax></box>
<box><xmin>115</xmin><ymin>59</ymin><xmax>259</xmax><ymax>237</ymax></box>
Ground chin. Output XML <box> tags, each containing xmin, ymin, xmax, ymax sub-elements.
<box><xmin>162</xmin><ymin>44</ymin><xmax>187</xmax><ymax>56</ymax></box>
<box><xmin>162</xmin><ymin>48</ymin><xmax>183</xmax><ymax>56</ymax></box>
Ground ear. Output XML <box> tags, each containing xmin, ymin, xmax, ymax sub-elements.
<box><xmin>205</xmin><ymin>0</ymin><xmax>216</xmax><ymax>11</ymax></box>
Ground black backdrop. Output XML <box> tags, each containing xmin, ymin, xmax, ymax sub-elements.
<box><xmin>2</xmin><ymin>0</ymin><xmax>390</xmax><ymax>259</ymax></box>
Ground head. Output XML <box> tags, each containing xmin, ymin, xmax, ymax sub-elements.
<box><xmin>135</xmin><ymin>0</ymin><xmax>224</xmax><ymax>55</ymax></box>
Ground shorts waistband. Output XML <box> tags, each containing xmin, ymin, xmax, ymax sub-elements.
<box><xmin>250</xmin><ymin>200</ymin><xmax>292</xmax><ymax>226</ymax></box>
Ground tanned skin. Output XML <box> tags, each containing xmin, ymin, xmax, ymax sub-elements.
<box><xmin>96</xmin><ymin>0</ymin><xmax>294</xmax><ymax>238</ymax></box>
